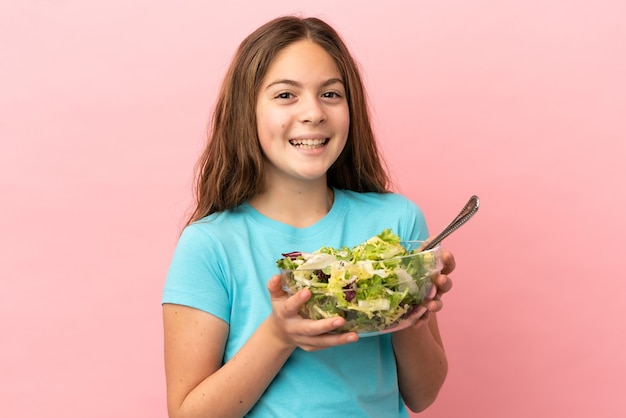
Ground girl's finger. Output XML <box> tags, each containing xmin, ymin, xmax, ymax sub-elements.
<box><xmin>441</xmin><ymin>251</ymin><xmax>456</xmax><ymax>275</ymax></box>
<box><xmin>435</xmin><ymin>274</ymin><xmax>453</xmax><ymax>294</ymax></box>
<box><xmin>277</xmin><ymin>288</ymin><xmax>313</xmax><ymax>318</ymax></box>
<box><xmin>297</xmin><ymin>315</ymin><xmax>347</xmax><ymax>337</ymax></box>
<box><xmin>297</xmin><ymin>330</ymin><xmax>359</xmax><ymax>351</ymax></box>
<box><xmin>267</xmin><ymin>275</ymin><xmax>286</xmax><ymax>297</ymax></box>
<box><xmin>425</xmin><ymin>299</ymin><xmax>443</xmax><ymax>313</ymax></box>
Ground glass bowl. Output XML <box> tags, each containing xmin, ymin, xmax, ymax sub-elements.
<box><xmin>279</xmin><ymin>241</ymin><xmax>442</xmax><ymax>337</ymax></box>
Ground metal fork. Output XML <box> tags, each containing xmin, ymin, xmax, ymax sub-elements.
<box><xmin>422</xmin><ymin>195</ymin><xmax>480</xmax><ymax>251</ymax></box>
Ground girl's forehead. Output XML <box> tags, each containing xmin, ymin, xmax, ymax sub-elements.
<box><xmin>263</xmin><ymin>40</ymin><xmax>341</xmax><ymax>85</ymax></box>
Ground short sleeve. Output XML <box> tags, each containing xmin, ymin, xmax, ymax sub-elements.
<box><xmin>398</xmin><ymin>195</ymin><xmax>429</xmax><ymax>242</ymax></box>
<box><xmin>161</xmin><ymin>223</ymin><xmax>231</xmax><ymax>323</ymax></box>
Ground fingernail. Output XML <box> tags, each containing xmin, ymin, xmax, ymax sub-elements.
<box><xmin>346</xmin><ymin>334</ymin><xmax>358</xmax><ymax>342</ymax></box>
<box><xmin>333</xmin><ymin>318</ymin><xmax>343</xmax><ymax>327</ymax></box>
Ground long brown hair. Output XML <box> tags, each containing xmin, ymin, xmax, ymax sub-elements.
<box><xmin>186</xmin><ymin>16</ymin><xmax>390</xmax><ymax>225</ymax></box>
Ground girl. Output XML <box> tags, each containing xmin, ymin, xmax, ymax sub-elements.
<box><xmin>162</xmin><ymin>15</ymin><xmax>455</xmax><ymax>418</ymax></box>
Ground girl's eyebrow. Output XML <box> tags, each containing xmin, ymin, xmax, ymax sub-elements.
<box><xmin>264</xmin><ymin>78</ymin><xmax>344</xmax><ymax>90</ymax></box>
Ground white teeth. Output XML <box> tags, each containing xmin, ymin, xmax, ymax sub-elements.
<box><xmin>290</xmin><ymin>138</ymin><xmax>328</xmax><ymax>149</ymax></box>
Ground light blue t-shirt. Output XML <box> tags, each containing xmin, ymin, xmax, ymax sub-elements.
<box><xmin>162</xmin><ymin>189</ymin><xmax>429</xmax><ymax>417</ymax></box>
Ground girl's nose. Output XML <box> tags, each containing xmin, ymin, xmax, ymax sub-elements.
<box><xmin>299</xmin><ymin>95</ymin><xmax>327</xmax><ymax>125</ymax></box>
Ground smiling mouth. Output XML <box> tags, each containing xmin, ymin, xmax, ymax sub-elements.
<box><xmin>289</xmin><ymin>138</ymin><xmax>329</xmax><ymax>149</ymax></box>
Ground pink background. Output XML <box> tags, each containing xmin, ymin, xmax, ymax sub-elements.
<box><xmin>1</xmin><ymin>1</ymin><xmax>625</xmax><ymax>417</ymax></box>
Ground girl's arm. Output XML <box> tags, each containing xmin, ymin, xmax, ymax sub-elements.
<box><xmin>391</xmin><ymin>251</ymin><xmax>455</xmax><ymax>413</ymax></box>
<box><xmin>163</xmin><ymin>275</ymin><xmax>357</xmax><ymax>418</ymax></box>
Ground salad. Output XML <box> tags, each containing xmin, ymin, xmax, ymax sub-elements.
<box><xmin>276</xmin><ymin>229</ymin><xmax>442</xmax><ymax>335</ymax></box>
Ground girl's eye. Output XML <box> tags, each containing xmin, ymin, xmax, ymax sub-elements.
<box><xmin>276</xmin><ymin>92</ymin><xmax>294</xmax><ymax>99</ymax></box>
<box><xmin>322</xmin><ymin>91</ymin><xmax>342</xmax><ymax>99</ymax></box>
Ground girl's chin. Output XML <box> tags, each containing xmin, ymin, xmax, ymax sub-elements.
<box><xmin>289</xmin><ymin>171</ymin><xmax>328</xmax><ymax>182</ymax></box>
<box><xmin>287</xmin><ymin>169</ymin><xmax>330</xmax><ymax>183</ymax></box>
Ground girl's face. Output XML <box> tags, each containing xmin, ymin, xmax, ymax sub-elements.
<box><xmin>256</xmin><ymin>39</ymin><xmax>349</xmax><ymax>186</ymax></box>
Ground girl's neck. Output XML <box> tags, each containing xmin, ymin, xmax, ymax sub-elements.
<box><xmin>249</xmin><ymin>179</ymin><xmax>334</xmax><ymax>228</ymax></box>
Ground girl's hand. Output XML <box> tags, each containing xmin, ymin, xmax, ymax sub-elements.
<box><xmin>266</xmin><ymin>275</ymin><xmax>358</xmax><ymax>351</ymax></box>
<box><xmin>410</xmin><ymin>250</ymin><xmax>456</xmax><ymax>329</ymax></box>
